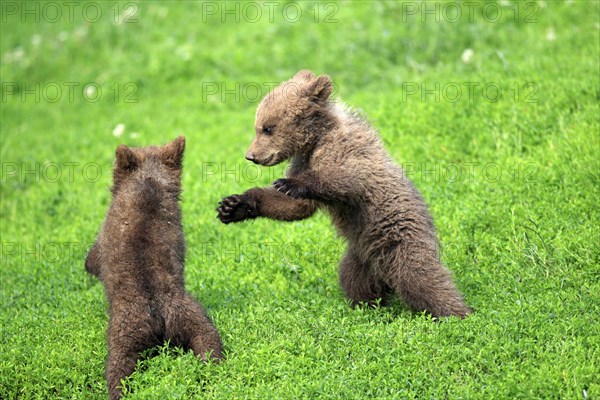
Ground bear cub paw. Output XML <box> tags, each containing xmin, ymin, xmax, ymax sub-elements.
<box><xmin>273</xmin><ymin>178</ymin><xmax>311</xmax><ymax>199</ymax></box>
<box><xmin>217</xmin><ymin>194</ymin><xmax>258</xmax><ymax>223</ymax></box>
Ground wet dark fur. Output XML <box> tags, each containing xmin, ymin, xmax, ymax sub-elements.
<box><xmin>86</xmin><ymin>136</ymin><xmax>223</xmax><ymax>400</ymax></box>
<box><xmin>217</xmin><ymin>70</ymin><xmax>471</xmax><ymax>318</ymax></box>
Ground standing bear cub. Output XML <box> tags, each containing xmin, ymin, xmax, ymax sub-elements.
<box><xmin>217</xmin><ymin>70</ymin><xmax>471</xmax><ymax>318</ymax></box>
<box><xmin>86</xmin><ymin>136</ymin><xmax>223</xmax><ymax>400</ymax></box>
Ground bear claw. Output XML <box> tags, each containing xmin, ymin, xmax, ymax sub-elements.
<box><xmin>273</xmin><ymin>178</ymin><xmax>309</xmax><ymax>199</ymax></box>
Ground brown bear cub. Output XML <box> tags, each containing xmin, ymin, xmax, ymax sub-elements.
<box><xmin>217</xmin><ymin>70</ymin><xmax>471</xmax><ymax>318</ymax></box>
<box><xmin>86</xmin><ymin>136</ymin><xmax>223</xmax><ymax>400</ymax></box>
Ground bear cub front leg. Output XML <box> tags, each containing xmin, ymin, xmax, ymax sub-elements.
<box><xmin>85</xmin><ymin>242</ymin><xmax>102</xmax><ymax>278</ymax></box>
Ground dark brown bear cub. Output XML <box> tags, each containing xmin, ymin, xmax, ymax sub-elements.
<box><xmin>86</xmin><ymin>136</ymin><xmax>223</xmax><ymax>400</ymax></box>
<box><xmin>217</xmin><ymin>70</ymin><xmax>471</xmax><ymax>318</ymax></box>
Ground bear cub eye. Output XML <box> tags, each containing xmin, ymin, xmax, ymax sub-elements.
<box><xmin>262</xmin><ymin>126</ymin><xmax>274</xmax><ymax>135</ymax></box>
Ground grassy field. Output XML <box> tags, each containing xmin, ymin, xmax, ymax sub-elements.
<box><xmin>1</xmin><ymin>1</ymin><xmax>599</xmax><ymax>398</ymax></box>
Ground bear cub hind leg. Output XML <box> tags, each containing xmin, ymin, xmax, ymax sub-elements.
<box><xmin>164</xmin><ymin>295</ymin><xmax>224</xmax><ymax>361</ymax></box>
<box><xmin>340</xmin><ymin>250</ymin><xmax>390</xmax><ymax>308</ymax></box>
<box><xmin>389</xmin><ymin>252</ymin><xmax>471</xmax><ymax>318</ymax></box>
<box><xmin>106</xmin><ymin>320</ymin><xmax>155</xmax><ymax>400</ymax></box>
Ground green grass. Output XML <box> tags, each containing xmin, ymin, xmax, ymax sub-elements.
<box><xmin>1</xmin><ymin>1</ymin><xmax>599</xmax><ymax>399</ymax></box>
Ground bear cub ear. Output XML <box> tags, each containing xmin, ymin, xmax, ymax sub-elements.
<box><xmin>305</xmin><ymin>74</ymin><xmax>333</xmax><ymax>103</ymax></box>
<box><xmin>161</xmin><ymin>135</ymin><xmax>186</xmax><ymax>168</ymax></box>
<box><xmin>293</xmin><ymin>69</ymin><xmax>316</xmax><ymax>81</ymax></box>
<box><xmin>115</xmin><ymin>145</ymin><xmax>138</xmax><ymax>172</ymax></box>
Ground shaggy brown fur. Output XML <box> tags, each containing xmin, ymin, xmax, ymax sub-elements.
<box><xmin>86</xmin><ymin>136</ymin><xmax>223</xmax><ymax>400</ymax></box>
<box><xmin>217</xmin><ymin>70</ymin><xmax>471</xmax><ymax>318</ymax></box>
